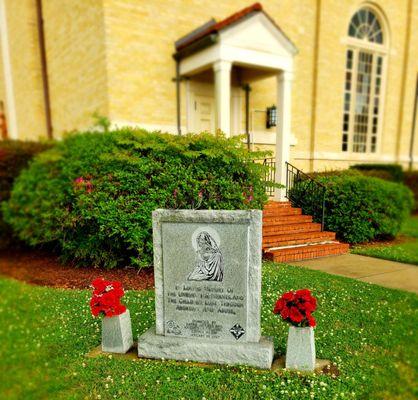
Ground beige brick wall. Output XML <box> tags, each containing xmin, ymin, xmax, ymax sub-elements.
<box><xmin>4</xmin><ymin>0</ymin><xmax>46</xmax><ymax>140</ymax></box>
<box><xmin>397</xmin><ymin>0</ymin><xmax>418</xmax><ymax>168</ymax></box>
<box><xmin>1</xmin><ymin>0</ymin><xmax>109</xmax><ymax>140</ymax></box>
<box><xmin>0</xmin><ymin>30</ymin><xmax>6</xmax><ymax>136</ymax></box>
<box><xmin>102</xmin><ymin>0</ymin><xmax>318</xmax><ymax>155</ymax></box>
<box><xmin>1</xmin><ymin>0</ymin><xmax>417</xmax><ymax>171</ymax></box>
<box><xmin>42</xmin><ymin>0</ymin><xmax>108</xmax><ymax>138</ymax></box>
<box><xmin>103</xmin><ymin>0</ymin><xmax>249</xmax><ymax>129</ymax></box>
<box><xmin>102</xmin><ymin>0</ymin><xmax>417</xmax><ymax>171</ymax></box>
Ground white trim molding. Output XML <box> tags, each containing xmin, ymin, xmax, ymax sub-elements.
<box><xmin>0</xmin><ymin>0</ymin><xmax>18</xmax><ymax>139</ymax></box>
<box><xmin>274</xmin><ymin>70</ymin><xmax>293</xmax><ymax>200</ymax></box>
<box><xmin>213</xmin><ymin>60</ymin><xmax>232</xmax><ymax>135</ymax></box>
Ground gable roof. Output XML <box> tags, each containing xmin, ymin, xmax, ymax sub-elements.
<box><xmin>174</xmin><ymin>3</ymin><xmax>296</xmax><ymax>54</ymax></box>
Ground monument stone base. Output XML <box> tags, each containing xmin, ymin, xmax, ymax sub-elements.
<box><xmin>137</xmin><ymin>327</ymin><xmax>274</xmax><ymax>369</ymax></box>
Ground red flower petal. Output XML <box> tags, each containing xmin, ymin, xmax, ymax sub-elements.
<box><xmin>295</xmin><ymin>289</ymin><xmax>311</xmax><ymax>298</ymax></box>
<box><xmin>90</xmin><ymin>279</ymin><xmax>126</xmax><ymax>317</ymax></box>
<box><xmin>273</xmin><ymin>299</ymin><xmax>285</xmax><ymax>314</ymax></box>
<box><xmin>274</xmin><ymin>288</ymin><xmax>317</xmax><ymax>326</ymax></box>
<box><xmin>289</xmin><ymin>306</ymin><xmax>303</xmax><ymax>323</ymax></box>
<box><xmin>280</xmin><ymin>306</ymin><xmax>290</xmax><ymax>319</ymax></box>
<box><xmin>282</xmin><ymin>291</ymin><xmax>294</xmax><ymax>302</ymax></box>
<box><xmin>307</xmin><ymin>314</ymin><xmax>316</xmax><ymax>327</ymax></box>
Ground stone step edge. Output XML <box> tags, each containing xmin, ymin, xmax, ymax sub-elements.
<box><xmin>264</xmin><ymin>242</ymin><xmax>349</xmax><ymax>256</ymax></box>
<box><xmin>264</xmin><ymin>241</ymin><xmax>339</xmax><ymax>252</ymax></box>
<box><xmin>262</xmin><ymin>235</ymin><xmax>337</xmax><ymax>248</ymax></box>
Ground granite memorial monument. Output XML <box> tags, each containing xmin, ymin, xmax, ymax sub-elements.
<box><xmin>137</xmin><ymin>209</ymin><xmax>274</xmax><ymax>369</ymax></box>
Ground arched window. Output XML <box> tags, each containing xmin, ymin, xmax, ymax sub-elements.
<box><xmin>342</xmin><ymin>7</ymin><xmax>387</xmax><ymax>153</ymax></box>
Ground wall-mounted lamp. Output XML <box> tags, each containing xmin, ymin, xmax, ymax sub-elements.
<box><xmin>266</xmin><ymin>105</ymin><xmax>277</xmax><ymax>129</ymax></box>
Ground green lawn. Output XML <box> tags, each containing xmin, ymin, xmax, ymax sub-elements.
<box><xmin>352</xmin><ymin>216</ymin><xmax>418</xmax><ymax>265</ymax></box>
<box><xmin>1</xmin><ymin>263</ymin><xmax>417</xmax><ymax>400</ymax></box>
<box><xmin>400</xmin><ymin>216</ymin><xmax>418</xmax><ymax>239</ymax></box>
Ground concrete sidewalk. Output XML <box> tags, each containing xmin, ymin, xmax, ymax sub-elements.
<box><xmin>291</xmin><ymin>254</ymin><xmax>418</xmax><ymax>294</ymax></box>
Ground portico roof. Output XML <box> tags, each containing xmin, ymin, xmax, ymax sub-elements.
<box><xmin>174</xmin><ymin>3</ymin><xmax>297</xmax><ymax>60</ymax></box>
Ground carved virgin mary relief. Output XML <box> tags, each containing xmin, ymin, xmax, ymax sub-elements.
<box><xmin>187</xmin><ymin>228</ymin><xmax>224</xmax><ymax>282</ymax></box>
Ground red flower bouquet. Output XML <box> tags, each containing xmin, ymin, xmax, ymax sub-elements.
<box><xmin>273</xmin><ymin>289</ymin><xmax>317</xmax><ymax>327</ymax></box>
<box><xmin>90</xmin><ymin>278</ymin><xmax>127</xmax><ymax>317</ymax></box>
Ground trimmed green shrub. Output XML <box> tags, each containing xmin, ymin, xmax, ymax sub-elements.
<box><xmin>289</xmin><ymin>172</ymin><xmax>414</xmax><ymax>243</ymax></box>
<box><xmin>350</xmin><ymin>163</ymin><xmax>404</xmax><ymax>182</ymax></box>
<box><xmin>404</xmin><ymin>170</ymin><xmax>418</xmax><ymax>211</ymax></box>
<box><xmin>311</xmin><ymin>169</ymin><xmax>362</xmax><ymax>179</ymax></box>
<box><xmin>3</xmin><ymin>129</ymin><xmax>269</xmax><ymax>268</ymax></box>
<box><xmin>0</xmin><ymin>140</ymin><xmax>53</xmax><ymax>248</ymax></box>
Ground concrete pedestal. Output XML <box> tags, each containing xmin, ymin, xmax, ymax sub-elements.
<box><xmin>102</xmin><ymin>309</ymin><xmax>133</xmax><ymax>354</ymax></box>
<box><xmin>285</xmin><ymin>326</ymin><xmax>316</xmax><ymax>371</ymax></box>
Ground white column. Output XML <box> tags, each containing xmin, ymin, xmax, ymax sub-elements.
<box><xmin>275</xmin><ymin>70</ymin><xmax>293</xmax><ymax>201</ymax></box>
<box><xmin>0</xmin><ymin>0</ymin><xmax>18</xmax><ymax>139</ymax></box>
<box><xmin>213</xmin><ymin>60</ymin><xmax>232</xmax><ymax>136</ymax></box>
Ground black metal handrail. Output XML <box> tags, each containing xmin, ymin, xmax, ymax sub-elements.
<box><xmin>254</xmin><ymin>157</ymin><xmax>276</xmax><ymax>197</ymax></box>
<box><xmin>285</xmin><ymin>162</ymin><xmax>326</xmax><ymax>230</ymax></box>
<box><xmin>254</xmin><ymin>159</ymin><xmax>326</xmax><ymax>230</ymax></box>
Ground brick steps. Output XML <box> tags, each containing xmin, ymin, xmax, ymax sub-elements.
<box><xmin>264</xmin><ymin>242</ymin><xmax>350</xmax><ymax>263</ymax></box>
<box><xmin>263</xmin><ymin>222</ymin><xmax>322</xmax><ymax>236</ymax></box>
<box><xmin>263</xmin><ymin>201</ymin><xmax>292</xmax><ymax>209</ymax></box>
<box><xmin>263</xmin><ymin>231</ymin><xmax>336</xmax><ymax>248</ymax></box>
<box><xmin>263</xmin><ymin>214</ymin><xmax>312</xmax><ymax>226</ymax></box>
<box><xmin>262</xmin><ymin>200</ymin><xmax>348</xmax><ymax>262</ymax></box>
<box><xmin>263</xmin><ymin>207</ymin><xmax>302</xmax><ymax>217</ymax></box>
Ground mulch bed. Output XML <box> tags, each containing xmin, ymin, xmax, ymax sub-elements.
<box><xmin>354</xmin><ymin>235</ymin><xmax>414</xmax><ymax>249</ymax></box>
<box><xmin>0</xmin><ymin>248</ymin><xmax>154</xmax><ymax>290</ymax></box>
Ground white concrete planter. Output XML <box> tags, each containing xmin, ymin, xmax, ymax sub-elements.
<box><xmin>285</xmin><ymin>326</ymin><xmax>315</xmax><ymax>371</ymax></box>
<box><xmin>102</xmin><ymin>309</ymin><xmax>133</xmax><ymax>354</ymax></box>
